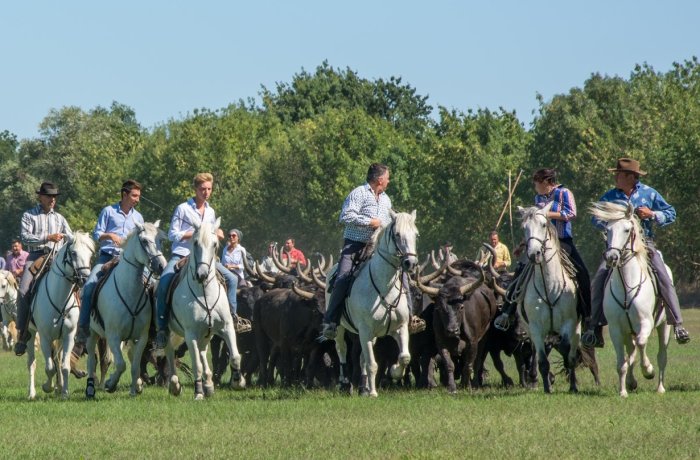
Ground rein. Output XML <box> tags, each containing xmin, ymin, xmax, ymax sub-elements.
<box><xmin>187</xmin><ymin>244</ymin><xmax>220</xmax><ymax>338</ymax></box>
<box><xmin>39</xmin><ymin>244</ymin><xmax>84</xmax><ymax>338</ymax></box>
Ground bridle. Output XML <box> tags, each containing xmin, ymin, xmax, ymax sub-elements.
<box><xmin>121</xmin><ymin>227</ymin><xmax>165</xmax><ymax>274</ymax></box>
<box><xmin>185</xmin><ymin>229</ymin><xmax>221</xmax><ymax>338</ymax></box>
<box><xmin>604</xmin><ymin>220</ymin><xmax>638</xmax><ymax>268</ymax></box>
<box><xmin>52</xmin><ymin>239</ymin><xmax>92</xmax><ymax>285</ymax></box>
<box><xmin>526</xmin><ymin>214</ymin><xmax>558</xmax><ymax>265</ymax></box>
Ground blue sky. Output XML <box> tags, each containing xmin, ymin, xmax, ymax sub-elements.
<box><xmin>2</xmin><ymin>1</ymin><xmax>698</xmax><ymax>140</ymax></box>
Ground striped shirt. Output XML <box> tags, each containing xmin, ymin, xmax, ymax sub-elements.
<box><xmin>168</xmin><ymin>198</ymin><xmax>217</xmax><ymax>257</ymax></box>
<box><xmin>593</xmin><ymin>181</ymin><xmax>675</xmax><ymax>240</ymax></box>
<box><xmin>93</xmin><ymin>203</ymin><xmax>144</xmax><ymax>256</ymax></box>
<box><xmin>340</xmin><ymin>183</ymin><xmax>392</xmax><ymax>243</ymax></box>
<box><xmin>535</xmin><ymin>185</ymin><xmax>577</xmax><ymax>239</ymax></box>
<box><xmin>21</xmin><ymin>204</ymin><xmax>73</xmax><ymax>253</ymax></box>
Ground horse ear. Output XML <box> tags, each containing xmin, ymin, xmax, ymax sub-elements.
<box><xmin>154</xmin><ymin>219</ymin><xmax>161</xmax><ymax>228</ymax></box>
<box><xmin>389</xmin><ymin>209</ymin><xmax>397</xmax><ymax>219</ymax></box>
<box><xmin>410</xmin><ymin>209</ymin><xmax>416</xmax><ymax>221</ymax></box>
<box><xmin>135</xmin><ymin>222</ymin><xmax>144</xmax><ymax>232</ymax></box>
<box><xmin>214</xmin><ymin>217</ymin><xmax>221</xmax><ymax>230</ymax></box>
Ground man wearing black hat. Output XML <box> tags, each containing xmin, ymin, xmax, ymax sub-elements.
<box><xmin>14</xmin><ymin>182</ymin><xmax>73</xmax><ymax>356</ymax></box>
<box><xmin>582</xmin><ymin>158</ymin><xmax>690</xmax><ymax>347</ymax></box>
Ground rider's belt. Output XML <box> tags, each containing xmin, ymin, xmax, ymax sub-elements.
<box><xmin>30</xmin><ymin>248</ymin><xmax>51</xmax><ymax>256</ymax></box>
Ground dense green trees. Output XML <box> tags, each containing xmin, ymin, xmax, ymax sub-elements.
<box><xmin>1</xmin><ymin>60</ymin><xmax>698</xmax><ymax>286</ymax></box>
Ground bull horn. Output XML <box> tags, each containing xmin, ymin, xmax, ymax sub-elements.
<box><xmin>297</xmin><ymin>262</ymin><xmax>313</xmax><ymax>283</ymax></box>
<box><xmin>430</xmin><ymin>250</ymin><xmax>440</xmax><ymax>270</ymax></box>
<box><xmin>492</xmin><ymin>282</ymin><xmax>507</xmax><ymax>297</ymax></box>
<box><xmin>311</xmin><ymin>262</ymin><xmax>327</xmax><ymax>290</ymax></box>
<box><xmin>272</xmin><ymin>245</ymin><xmax>292</xmax><ymax>273</ymax></box>
<box><xmin>419</xmin><ymin>256</ymin><xmax>448</xmax><ymax>284</ymax></box>
<box><xmin>316</xmin><ymin>253</ymin><xmax>326</xmax><ymax>273</ymax></box>
<box><xmin>242</xmin><ymin>252</ymin><xmax>256</xmax><ymax>277</ymax></box>
<box><xmin>446</xmin><ymin>263</ymin><xmax>462</xmax><ymax>277</ymax></box>
<box><xmin>459</xmin><ymin>268</ymin><xmax>485</xmax><ymax>296</ymax></box>
<box><xmin>415</xmin><ymin>266</ymin><xmax>440</xmax><ymax>297</ymax></box>
<box><xmin>254</xmin><ymin>261</ymin><xmax>276</xmax><ymax>283</ymax></box>
<box><xmin>292</xmin><ymin>283</ymin><xmax>316</xmax><ymax>300</ymax></box>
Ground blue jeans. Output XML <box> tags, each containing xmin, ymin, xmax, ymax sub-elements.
<box><xmin>78</xmin><ymin>252</ymin><xmax>114</xmax><ymax>328</ymax></box>
<box><xmin>156</xmin><ymin>256</ymin><xmax>239</xmax><ymax>331</ymax></box>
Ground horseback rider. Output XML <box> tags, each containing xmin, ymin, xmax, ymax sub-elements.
<box><xmin>155</xmin><ymin>173</ymin><xmax>250</xmax><ymax>350</ymax></box>
<box><xmin>582</xmin><ymin>158</ymin><xmax>690</xmax><ymax>347</ymax></box>
<box><xmin>321</xmin><ymin>163</ymin><xmax>425</xmax><ymax>340</ymax></box>
<box><xmin>494</xmin><ymin>169</ymin><xmax>593</xmax><ymax>337</ymax></box>
<box><xmin>73</xmin><ymin>179</ymin><xmax>145</xmax><ymax>354</ymax></box>
<box><xmin>14</xmin><ymin>182</ymin><xmax>73</xmax><ymax>356</ymax></box>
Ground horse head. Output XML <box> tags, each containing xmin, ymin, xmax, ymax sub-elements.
<box><xmin>130</xmin><ymin>221</ymin><xmax>167</xmax><ymax>276</ymax></box>
<box><xmin>0</xmin><ymin>270</ymin><xmax>17</xmax><ymax>302</ymax></box>
<box><xmin>386</xmin><ymin>210</ymin><xmax>419</xmax><ymax>274</ymax></box>
<box><xmin>191</xmin><ymin>218</ymin><xmax>221</xmax><ymax>283</ymax></box>
<box><xmin>592</xmin><ymin>201</ymin><xmax>646</xmax><ymax>269</ymax></box>
<box><xmin>59</xmin><ymin>232</ymin><xmax>95</xmax><ymax>287</ymax></box>
<box><xmin>520</xmin><ymin>203</ymin><xmax>554</xmax><ymax>265</ymax></box>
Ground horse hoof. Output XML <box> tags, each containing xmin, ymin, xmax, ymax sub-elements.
<box><xmin>61</xmin><ymin>393</ymin><xmax>70</xmax><ymax>400</ymax></box>
<box><xmin>169</xmin><ymin>377</ymin><xmax>182</xmax><ymax>396</ymax></box>
<box><xmin>231</xmin><ymin>375</ymin><xmax>246</xmax><ymax>391</ymax></box>
<box><xmin>194</xmin><ymin>393</ymin><xmax>204</xmax><ymax>401</ymax></box>
<box><xmin>339</xmin><ymin>381</ymin><xmax>353</xmax><ymax>396</ymax></box>
<box><xmin>642</xmin><ymin>367</ymin><xmax>655</xmax><ymax>380</ymax></box>
<box><xmin>42</xmin><ymin>382</ymin><xmax>53</xmax><ymax>394</ymax></box>
<box><xmin>203</xmin><ymin>384</ymin><xmax>215</xmax><ymax>398</ymax></box>
<box><xmin>85</xmin><ymin>378</ymin><xmax>96</xmax><ymax>399</ymax></box>
<box><xmin>135</xmin><ymin>378</ymin><xmax>143</xmax><ymax>395</ymax></box>
<box><xmin>370</xmin><ymin>392</ymin><xmax>378</xmax><ymax>398</ymax></box>
<box><xmin>359</xmin><ymin>386</ymin><xmax>370</xmax><ymax>397</ymax></box>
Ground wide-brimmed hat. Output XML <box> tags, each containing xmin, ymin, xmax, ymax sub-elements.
<box><xmin>608</xmin><ymin>158</ymin><xmax>647</xmax><ymax>176</ymax></box>
<box><xmin>36</xmin><ymin>182</ymin><xmax>61</xmax><ymax>196</ymax></box>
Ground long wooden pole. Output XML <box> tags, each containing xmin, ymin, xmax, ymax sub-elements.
<box><xmin>495</xmin><ymin>169</ymin><xmax>524</xmax><ymax>230</ymax></box>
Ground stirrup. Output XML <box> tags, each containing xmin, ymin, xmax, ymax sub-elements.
<box><xmin>674</xmin><ymin>326</ymin><xmax>691</xmax><ymax>345</ymax></box>
<box><xmin>581</xmin><ymin>329</ymin><xmax>597</xmax><ymax>349</ymax></box>
<box><xmin>320</xmin><ymin>322</ymin><xmax>337</xmax><ymax>341</ymax></box>
<box><xmin>155</xmin><ymin>329</ymin><xmax>169</xmax><ymax>350</ymax></box>
<box><xmin>234</xmin><ymin>317</ymin><xmax>252</xmax><ymax>334</ymax></box>
<box><xmin>408</xmin><ymin>317</ymin><xmax>426</xmax><ymax>334</ymax></box>
<box><xmin>494</xmin><ymin>313</ymin><xmax>511</xmax><ymax>331</ymax></box>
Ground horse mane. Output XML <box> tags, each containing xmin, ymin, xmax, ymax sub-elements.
<box><xmin>374</xmin><ymin>211</ymin><xmax>419</xmax><ymax>250</ymax></box>
<box><xmin>589</xmin><ymin>201</ymin><xmax>648</xmax><ymax>269</ymax></box>
<box><xmin>0</xmin><ymin>270</ymin><xmax>18</xmax><ymax>290</ymax></box>
<box><xmin>520</xmin><ymin>205</ymin><xmax>562</xmax><ymax>252</ymax></box>
<box><xmin>72</xmin><ymin>231</ymin><xmax>96</xmax><ymax>254</ymax></box>
<box><xmin>123</xmin><ymin>222</ymin><xmax>160</xmax><ymax>246</ymax></box>
<box><xmin>194</xmin><ymin>220</ymin><xmax>219</xmax><ymax>250</ymax></box>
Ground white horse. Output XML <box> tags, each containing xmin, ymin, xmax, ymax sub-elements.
<box><xmin>590</xmin><ymin>201</ymin><xmax>671</xmax><ymax>398</ymax></box>
<box><xmin>85</xmin><ymin>221</ymin><xmax>167</xmax><ymax>398</ymax></box>
<box><xmin>164</xmin><ymin>218</ymin><xmax>245</xmax><ymax>400</ymax></box>
<box><xmin>520</xmin><ymin>203</ymin><xmax>581</xmax><ymax>393</ymax></box>
<box><xmin>27</xmin><ymin>233</ymin><xmax>94</xmax><ymax>400</ymax></box>
<box><xmin>0</xmin><ymin>270</ymin><xmax>19</xmax><ymax>350</ymax></box>
<box><xmin>333</xmin><ymin>210</ymin><xmax>418</xmax><ymax>397</ymax></box>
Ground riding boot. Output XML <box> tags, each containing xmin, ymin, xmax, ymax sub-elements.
<box><xmin>13</xmin><ymin>295</ymin><xmax>31</xmax><ymax>356</ymax></box>
<box><xmin>494</xmin><ymin>299</ymin><xmax>517</xmax><ymax>331</ymax></box>
<box><xmin>404</xmin><ymin>273</ymin><xmax>425</xmax><ymax>334</ymax></box>
<box><xmin>322</xmin><ymin>276</ymin><xmax>353</xmax><ymax>340</ymax></box>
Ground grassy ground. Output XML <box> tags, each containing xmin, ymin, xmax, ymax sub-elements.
<box><xmin>1</xmin><ymin>310</ymin><xmax>699</xmax><ymax>459</ymax></box>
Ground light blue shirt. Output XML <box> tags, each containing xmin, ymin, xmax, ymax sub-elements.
<box><xmin>222</xmin><ymin>244</ymin><xmax>246</xmax><ymax>280</ymax></box>
<box><xmin>340</xmin><ymin>183</ymin><xmax>392</xmax><ymax>243</ymax></box>
<box><xmin>593</xmin><ymin>181</ymin><xmax>676</xmax><ymax>240</ymax></box>
<box><xmin>93</xmin><ymin>203</ymin><xmax>144</xmax><ymax>256</ymax></box>
<box><xmin>168</xmin><ymin>198</ymin><xmax>217</xmax><ymax>257</ymax></box>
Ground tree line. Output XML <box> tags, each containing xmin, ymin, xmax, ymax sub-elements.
<box><xmin>1</xmin><ymin>58</ymin><xmax>698</xmax><ymax>287</ymax></box>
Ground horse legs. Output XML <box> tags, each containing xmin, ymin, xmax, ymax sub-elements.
<box><xmin>530</xmin><ymin>330</ymin><xmax>552</xmax><ymax>394</ymax></box>
<box><xmin>184</xmin><ymin>332</ymin><xmax>205</xmax><ymax>400</ymax></box>
<box><xmin>636</xmin><ymin>321</ymin><xmax>655</xmax><ymax>381</ymax></box>
<box><xmin>358</xmin><ymin>331</ymin><xmax>378</xmax><ymax>397</ymax></box>
<box><xmin>39</xmin><ymin>333</ymin><xmax>56</xmax><ymax>395</ymax></box>
<box><xmin>85</xmin><ymin>332</ymin><xmax>99</xmax><ymax>399</ymax></box>
<box><xmin>389</xmin><ymin>326</ymin><xmax>411</xmax><ymax>382</ymax></box>
<box><xmin>198</xmin><ymin>340</ymin><xmax>215</xmax><ymax>397</ymax></box>
<box><xmin>27</xmin><ymin>332</ymin><xmax>37</xmax><ymax>400</ymax></box>
<box><xmin>59</xmin><ymin>332</ymin><xmax>74</xmax><ymax>399</ymax></box>
<box><xmin>165</xmin><ymin>340</ymin><xmax>181</xmax><ymax>397</ymax></box>
<box><xmin>129</xmin><ymin>331</ymin><xmax>149</xmax><ymax>397</ymax></box>
<box><xmin>559</xmin><ymin>333</ymin><xmax>578</xmax><ymax>394</ymax></box>
<box><xmin>656</xmin><ymin>323</ymin><xmax>671</xmax><ymax>394</ymax></box>
<box><xmin>335</xmin><ymin>326</ymin><xmax>353</xmax><ymax>395</ymax></box>
<box><xmin>104</xmin><ymin>333</ymin><xmax>126</xmax><ymax>394</ymax></box>
<box><xmin>220</xmin><ymin>325</ymin><xmax>245</xmax><ymax>390</ymax></box>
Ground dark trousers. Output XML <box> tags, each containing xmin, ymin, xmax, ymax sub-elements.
<box><xmin>559</xmin><ymin>237</ymin><xmax>592</xmax><ymax>319</ymax></box>
<box><xmin>16</xmin><ymin>252</ymin><xmax>43</xmax><ymax>339</ymax></box>
<box><xmin>590</xmin><ymin>240</ymin><xmax>683</xmax><ymax>327</ymax></box>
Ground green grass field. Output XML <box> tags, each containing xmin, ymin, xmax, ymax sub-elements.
<box><xmin>1</xmin><ymin>310</ymin><xmax>699</xmax><ymax>459</ymax></box>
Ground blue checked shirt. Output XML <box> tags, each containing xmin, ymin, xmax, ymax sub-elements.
<box><xmin>593</xmin><ymin>181</ymin><xmax>675</xmax><ymax>240</ymax></box>
<box><xmin>93</xmin><ymin>203</ymin><xmax>144</xmax><ymax>256</ymax></box>
<box><xmin>21</xmin><ymin>205</ymin><xmax>73</xmax><ymax>253</ymax></box>
<box><xmin>169</xmin><ymin>198</ymin><xmax>217</xmax><ymax>257</ymax></box>
<box><xmin>535</xmin><ymin>185</ymin><xmax>577</xmax><ymax>239</ymax></box>
<box><xmin>340</xmin><ymin>183</ymin><xmax>392</xmax><ymax>243</ymax></box>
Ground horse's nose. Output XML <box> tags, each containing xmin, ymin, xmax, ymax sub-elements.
<box><xmin>402</xmin><ymin>258</ymin><xmax>416</xmax><ymax>273</ymax></box>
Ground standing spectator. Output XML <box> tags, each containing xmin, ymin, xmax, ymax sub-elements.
<box><xmin>6</xmin><ymin>239</ymin><xmax>29</xmax><ymax>279</ymax></box>
<box><xmin>477</xmin><ymin>231</ymin><xmax>511</xmax><ymax>272</ymax></box>
<box><xmin>259</xmin><ymin>242</ymin><xmax>279</xmax><ymax>274</ymax></box>
<box><xmin>281</xmin><ymin>238</ymin><xmax>306</xmax><ymax>275</ymax></box>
